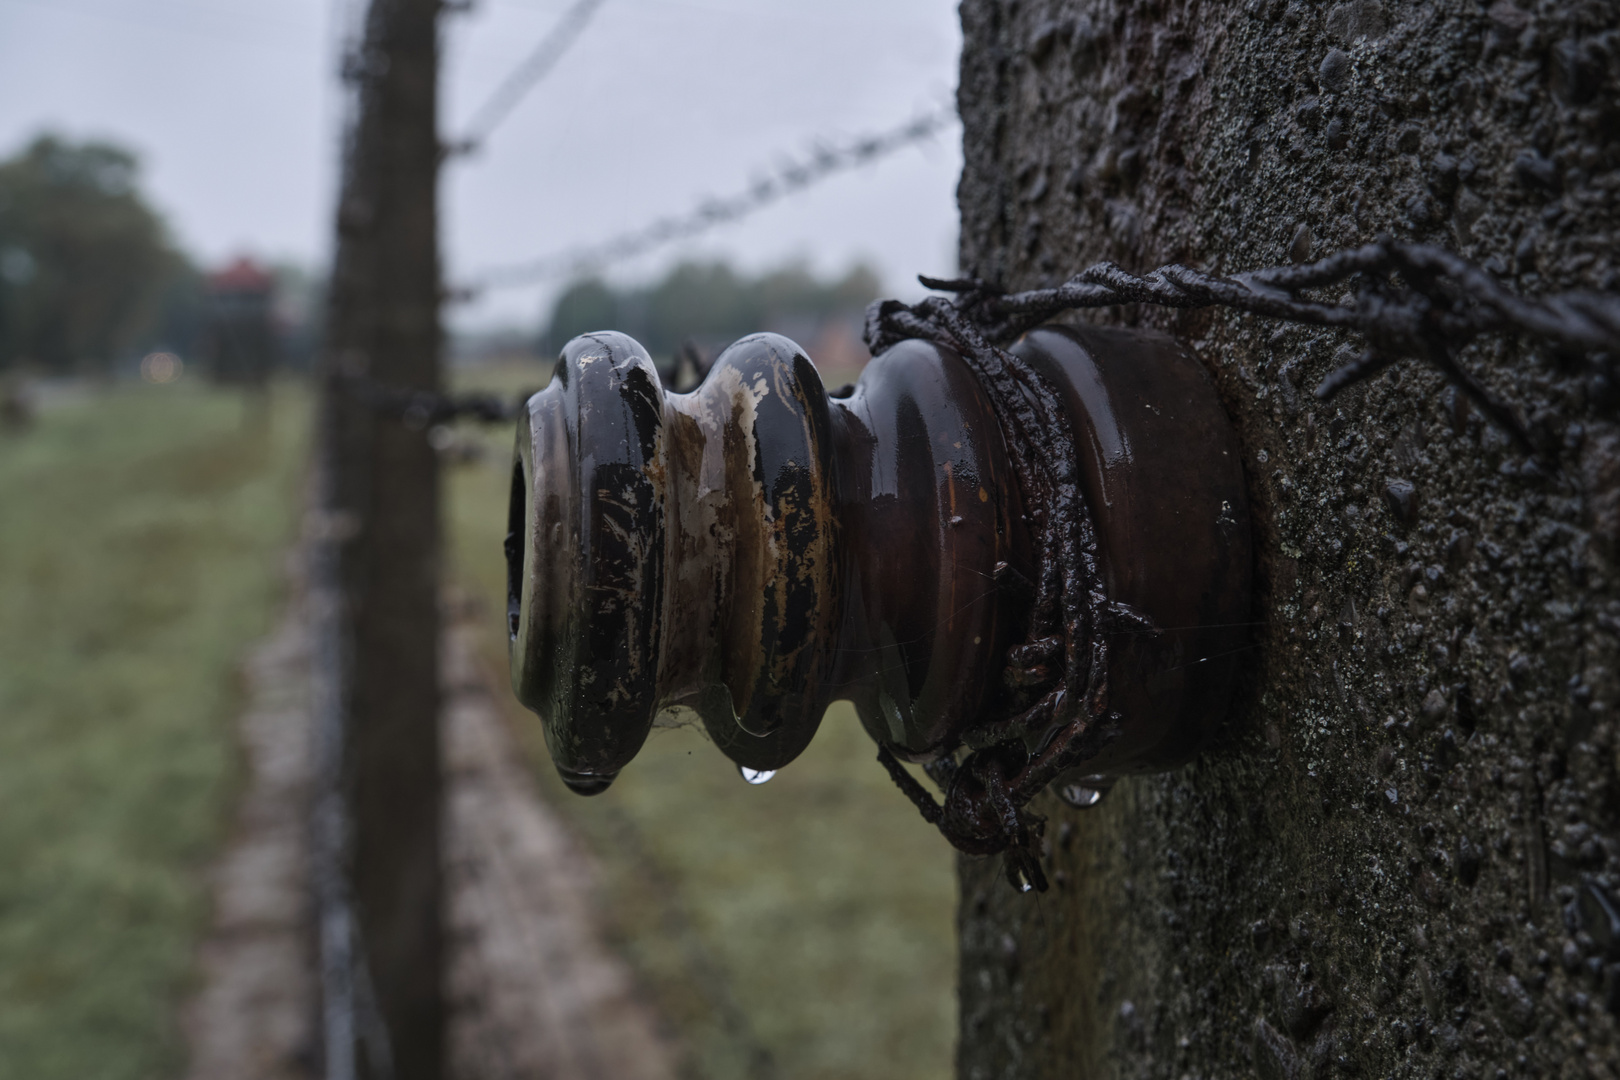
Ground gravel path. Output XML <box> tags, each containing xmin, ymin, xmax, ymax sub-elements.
<box><xmin>182</xmin><ymin>571</ymin><xmax>677</xmax><ymax>1080</ymax></box>
<box><xmin>182</xmin><ymin>586</ymin><xmax>317</xmax><ymax>1080</ymax></box>
<box><xmin>443</xmin><ymin>606</ymin><xmax>679</xmax><ymax>1080</ymax></box>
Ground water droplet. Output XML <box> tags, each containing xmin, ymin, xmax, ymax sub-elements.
<box><xmin>1060</xmin><ymin>784</ymin><xmax>1104</xmax><ymax>808</ymax></box>
<box><xmin>1019</xmin><ymin>881</ymin><xmax>1033</xmax><ymax>893</ymax></box>
<box><xmin>556</xmin><ymin>765</ymin><xmax>617</xmax><ymax>796</ymax></box>
<box><xmin>1058</xmin><ymin>774</ymin><xmax>1114</xmax><ymax>809</ymax></box>
<box><xmin>739</xmin><ymin>766</ymin><xmax>776</xmax><ymax>785</ymax></box>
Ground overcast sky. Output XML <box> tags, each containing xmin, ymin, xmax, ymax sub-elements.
<box><xmin>0</xmin><ymin>0</ymin><xmax>963</xmax><ymax>331</ymax></box>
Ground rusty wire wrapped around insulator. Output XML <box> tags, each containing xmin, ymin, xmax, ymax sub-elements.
<box><xmin>862</xmin><ymin>235</ymin><xmax>1620</xmax><ymax>888</ymax></box>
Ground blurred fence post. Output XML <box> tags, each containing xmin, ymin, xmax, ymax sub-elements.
<box><xmin>313</xmin><ymin>0</ymin><xmax>444</xmax><ymax>1076</ymax></box>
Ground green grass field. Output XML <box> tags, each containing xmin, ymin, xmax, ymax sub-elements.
<box><xmin>0</xmin><ymin>364</ymin><xmax>954</xmax><ymax>1080</ymax></box>
<box><xmin>0</xmin><ymin>382</ymin><xmax>306</xmax><ymax>1080</ymax></box>
<box><xmin>446</xmin><ymin>360</ymin><xmax>959</xmax><ymax>1080</ymax></box>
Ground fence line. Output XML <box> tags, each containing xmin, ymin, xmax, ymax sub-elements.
<box><xmin>459</xmin><ymin>104</ymin><xmax>957</xmax><ymax>295</ymax></box>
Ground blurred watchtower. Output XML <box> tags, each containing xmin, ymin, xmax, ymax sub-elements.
<box><xmin>200</xmin><ymin>257</ymin><xmax>277</xmax><ymax>391</ymax></box>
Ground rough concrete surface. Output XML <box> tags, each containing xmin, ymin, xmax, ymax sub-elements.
<box><xmin>952</xmin><ymin>1</ymin><xmax>1620</xmax><ymax>1077</ymax></box>
<box><xmin>182</xmin><ymin>580</ymin><xmax>677</xmax><ymax>1080</ymax></box>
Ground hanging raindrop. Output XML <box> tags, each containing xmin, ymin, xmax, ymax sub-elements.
<box><xmin>1058</xmin><ymin>776</ymin><xmax>1113</xmax><ymax>809</ymax></box>
<box><xmin>739</xmin><ymin>766</ymin><xmax>776</xmax><ymax>785</ymax></box>
<box><xmin>1060</xmin><ymin>785</ymin><xmax>1102</xmax><ymax>807</ymax></box>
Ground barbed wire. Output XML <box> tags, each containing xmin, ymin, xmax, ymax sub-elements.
<box><xmin>902</xmin><ymin>239</ymin><xmax>1620</xmax><ymax>448</ymax></box>
<box><xmin>446</xmin><ymin>0</ymin><xmax>606</xmax><ymax>157</ymax></box>
<box><xmin>456</xmin><ymin>104</ymin><xmax>957</xmax><ymax>296</ymax></box>
<box><xmin>864</xmin><ymin>236</ymin><xmax>1620</xmax><ymax>890</ymax></box>
<box><xmin>334</xmin><ymin>371</ymin><xmax>536</xmax><ymax>427</ymax></box>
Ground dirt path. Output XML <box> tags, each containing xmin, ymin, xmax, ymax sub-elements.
<box><xmin>182</xmin><ymin>577</ymin><xmax>678</xmax><ymax>1080</ymax></box>
<box><xmin>182</xmin><ymin>588</ymin><xmax>317</xmax><ymax>1080</ymax></box>
<box><xmin>443</xmin><ymin>607</ymin><xmax>679</xmax><ymax>1080</ymax></box>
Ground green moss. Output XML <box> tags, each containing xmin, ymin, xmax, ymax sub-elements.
<box><xmin>447</xmin><ymin>362</ymin><xmax>957</xmax><ymax>1080</ymax></box>
<box><xmin>0</xmin><ymin>383</ymin><xmax>307</xmax><ymax>1079</ymax></box>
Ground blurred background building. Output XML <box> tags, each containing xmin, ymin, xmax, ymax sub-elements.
<box><xmin>199</xmin><ymin>257</ymin><xmax>276</xmax><ymax>385</ymax></box>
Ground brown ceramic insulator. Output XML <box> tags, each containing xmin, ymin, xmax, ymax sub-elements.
<box><xmin>507</xmin><ymin>324</ymin><xmax>1250</xmax><ymax>796</ymax></box>
<box><xmin>1008</xmin><ymin>325</ymin><xmax>1252</xmax><ymax>786</ymax></box>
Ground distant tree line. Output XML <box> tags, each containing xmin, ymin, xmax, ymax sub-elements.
<box><xmin>0</xmin><ymin>133</ymin><xmax>876</xmax><ymax>377</ymax></box>
<box><xmin>0</xmin><ymin>134</ymin><xmax>319</xmax><ymax>377</ymax></box>
<box><xmin>0</xmin><ymin>136</ymin><xmax>195</xmax><ymax>374</ymax></box>
<box><xmin>540</xmin><ymin>260</ymin><xmax>883</xmax><ymax>362</ymax></box>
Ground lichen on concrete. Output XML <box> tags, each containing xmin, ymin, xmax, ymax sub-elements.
<box><xmin>953</xmin><ymin>0</ymin><xmax>1620</xmax><ymax>1076</ymax></box>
